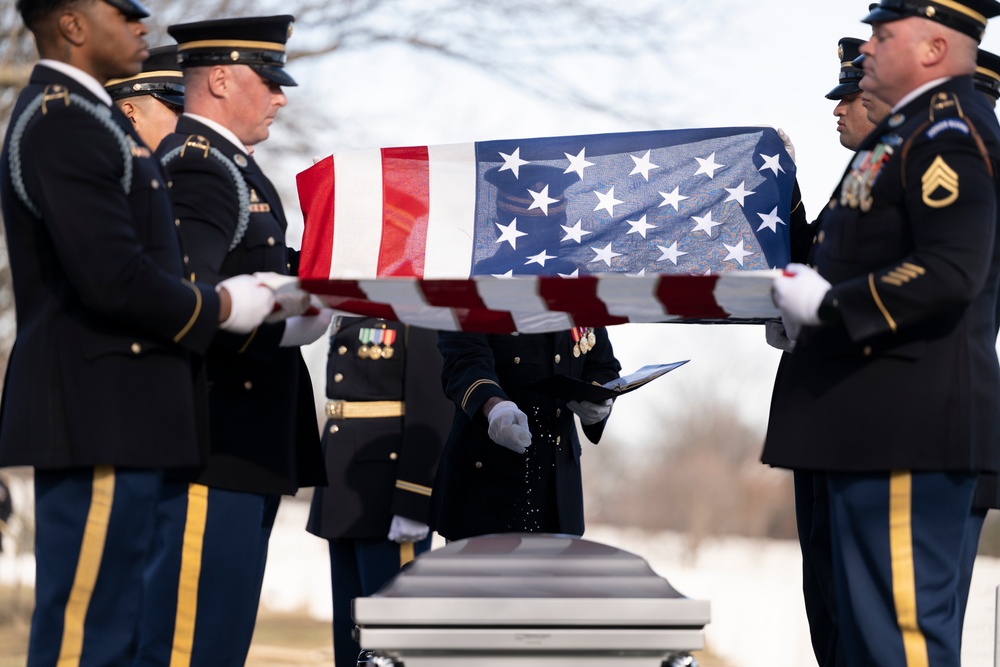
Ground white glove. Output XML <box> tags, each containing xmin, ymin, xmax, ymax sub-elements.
<box><xmin>566</xmin><ymin>398</ymin><xmax>612</xmax><ymax>426</ymax></box>
<box><xmin>764</xmin><ymin>318</ymin><xmax>797</xmax><ymax>352</ymax></box>
<box><xmin>217</xmin><ymin>274</ymin><xmax>276</xmax><ymax>334</ymax></box>
<box><xmin>773</xmin><ymin>263</ymin><xmax>831</xmax><ymax>327</ymax></box>
<box><xmin>253</xmin><ymin>271</ymin><xmax>311</xmax><ymax>323</ymax></box>
<box><xmin>387</xmin><ymin>515</ymin><xmax>430</xmax><ymax>543</ymax></box>
<box><xmin>279</xmin><ymin>309</ymin><xmax>336</xmax><ymax>347</ymax></box>
<box><xmin>777</xmin><ymin>128</ymin><xmax>796</xmax><ymax>164</ymax></box>
<box><xmin>486</xmin><ymin>400</ymin><xmax>532</xmax><ymax>454</ymax></box>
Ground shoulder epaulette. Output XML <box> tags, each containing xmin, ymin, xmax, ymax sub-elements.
<box><xmin>160</xmin><ymin>135</ymin><xmax>250</xmax><ymax>251</ymax></box>
<box><xmin>8</xmin><ymin>84</ymin><xmax>133</xmax><ymax>217</ymax></box>
<box><xmin>900</xmin><ymin>91</ymin><xmax>993</xmax><ymax>187</ymax></box>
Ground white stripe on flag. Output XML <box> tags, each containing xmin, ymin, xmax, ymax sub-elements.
<box><xmin>596</xmin><ymin>274</ymin><xmax>675</xmax><ymax>322</ymax></box>
<box><xmin>356</xmin><ymin>279</ymin><xmax>461</xmax><ymax>331</ymax></box>
<box><xmin>330</xmin><ymin>149</ymin><xmax>384</xmax><ymax>278</ymax></box>
<box><xmin>357</xmin><ymin>278</ymin><xmax>428</xmax><ymax>309</ymax></box>
<box><xmin>475</xmin><ymin>276</ymin><xmax>550</xmax><ymax>312</ymax></box>
<box><xmin>713</xmin><ymin>270</ymin><xmax>781</xmax><ymax>317</ymax></box>
<box><xmin>424</xmin><ymin>143</ymin><xmax>478</xmax><ymax>279</ymax></box>
<box><xmin>510</xmin><ymin>311</ymin><xmax>574</xmax><ymax>334</ymax></box>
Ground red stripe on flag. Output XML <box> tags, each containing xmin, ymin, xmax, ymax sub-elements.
<box><xmin>536</xmin><ymin>276</ymin><xmax>626</xmax><ymax>327</ymax></box>
<box><xmin>379</xmin><ymin>146</ymin><xmax>430</xmax><ymax>277</ymax></box>
<box><xmin>656</xmin><ymin>275</ymin><xmax>727</xmax><ymax>318</ymax></box>
<box><xmin>419</xmin><ymin>279</ymin><xmax>489</xmax><ymax>310</ymax></box>
<box><xmin>300</xmin><ymin>278</ymin><xmax>370</xmax><ymax>299</ymax></box>
<box><xmin>453</xmin><ymin>308</ymin><xmax>519</xmax><ymax>334</ymax></box>
<box><xmin>296</xmin><ymin>156</ymin><xmax>336</xmax><ymax>281</ymax></box>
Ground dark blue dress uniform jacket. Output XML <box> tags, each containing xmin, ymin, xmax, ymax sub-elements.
<box><xmin>156</xmin><ymin>116</ymin><xmax>324</xmax><ymax>495</ymax></box>
<box><xmin>0</xmin><ymin>66</ymin><xmax>220</xmax><ymax>469</ymax></box>
<box><xmin>306</xmin><ymin>318</ymin><xmax>451</xmax><ymax>539</ymax></box>
<box><xmin>763</xmin><ymin>76</ymin><xmax>1000</xmax><ymax>474</ymax></box>
<box><xmin>431</xmin><ymin>329</ymin><xmax>620</xmax><ymax>540</ymax></box>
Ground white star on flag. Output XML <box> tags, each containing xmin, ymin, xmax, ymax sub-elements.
<box><xmin>759</xmin><ymin>153</ymin><xmax>784</xmax><ymax>176</ymax></box>
<box><xmin>594</xmin><ymin>187</ymin><xmax>624</xmax><ymax>217</ymax></box>
<box><xmin>498</xmin><ymin>147</ymin><xmax>530</xmax><ymax>178</ymax></box>
<box><xmin>561</xmin><ymin>220</ymin><xmax>592</xmax><ymax>243</ymax></box>
<box><xmin>694</xmin><ymin>152</ymin><xmax>724</xmax><ymax>179</ymax></box>
<box><xmin>725</xmin><ymin>181</ymin><xmax>756</xmax><ymax>206</ymax></box>
<box><xmin>495</xmin><ymin>218</ymin><xmax>528</xmax><ymax>249</ymax></box>
<box><xmin>492</xmin><ymin>269</ymin><xmax>515</xmax><ymax>279</ymax></box>
<box><xmin>526</xmin><ymin>249</ymin><xmax>556</xmax><ymax>267</ymax></box>
<box><xmin>630</xmin><ymin>268</ymin><xmax>647</xmax><ymax>277</ymax></box>
<box><xmin>723</xmin><ymin>240</ymin><xmax>753</xmax><ymax>266</ymax></box>
<box><xmin>691</xmin><ymin>211</ymin><xmax>723</xmax><ymax>236</ymax></box>
<box><xmin>657</xmin><ymin>241</ymin><xmax>688</xmax><ymax>265</ymax></box>
<box><xmin>629</xmin><ymin>150</ymin><xmax>660</xmax><ymax>181</ymax></box>
<box><xmin>564</xmin><ymin>148</ymin><xmax>595</xmax><ymax>180</ymax></box>
<box><xmin>527</xmin><ymin>185</ymin><xmax>559</xmax><ymax>216</ymax></box>
<box><xmin>558</xmin><ymin>269</ymin><xmax>580</xmax><ymax>278</ymax></box>
<box><xmin>626</xmin><ymin>214</ymin><xmax>656</xmax><ymax>238</ymax></box>
<box><xmin>659</xmin><ymin>186</ymin><xmax>689</xmax><ymax>211</ymax></box>
<box><xmin>591</xmin><ymin>242</ymin><xmax>622</xmax><ymax>267</ymax></box>
<box><xmin>756</xmin><ymin>206</ymin><xmax>785</xmax><ymax>232</ymax></box>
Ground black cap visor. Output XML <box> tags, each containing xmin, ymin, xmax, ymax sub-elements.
<box><xmin>826</xmin><ymin>83</ymin><xmax>863</xmax><ymax>100</ymax></box>
<box><xmin>252</xmin><ymin>63</ymin><xmax>297</xmax><ymax>87</ymax></box>
<box><xmin>102</xmin><ymin>0</ymin><xmax>150</xmax><ymax>20</ymax></box>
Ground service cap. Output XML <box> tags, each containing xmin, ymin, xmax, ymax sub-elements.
<box><xmin>105</xmin><ymin>45</ymin><xmax>184</xmax><ymax>109</ymax></box>
<box><xmin>827</xmin><ymin>37</ymin><xmax>867</xmax><ymax>100</ymax></box>
<box><xmin>862</xmin><ymin>0</ymin><xmax>1000</xmax><ymax>43</ymax></box>
<box><xmin>168</xmin><ymin>15</ymin><xmax>297</xmax><ymax>87</ymax></box>
<box><xmin>975</xmin><ymin>48</ymin><xmax>1000</xmax><ymax>98</ymax></box>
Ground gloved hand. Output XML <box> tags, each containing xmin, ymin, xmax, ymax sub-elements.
<box><xmin>773</xmin><ymin>263</ymin><xmax>831</xmax><ymax>327</ymax></box>
<box><xmin>764</xmin><ymin>318</ymin><xmax>797</xmax><ymax>352</ymax></box>
<box><xmin>217</xmin><ymin>274</ymin><xmax>276</xmax><ymax>334</ymax></box>
<box><xmin>777</xmin><ymin>128</ymin><xmax>796</xmax><ymax>164</ymax></box>
<box><xmin>387</xmin><ymin>515</ymin><xmax>430</xmax><ymax>543</ymax></box>
<box><xmin>253</xmin><ymin>271</ymin><xmax>311</xmax><ymax>323</ymax></box>
<box><xmin>486</xmin><ymin>400</ymin><xmax>532</xmax><ymax>454</ymax></box>
<box><xmin>279</xmin><ymin>309</ymin><xmax>337</xmax><ymax>347</ymax></box>
<box><xmin>566</xmin><ymin>398</ymin><xmax>612</xmax><ymax>426</ymax></box>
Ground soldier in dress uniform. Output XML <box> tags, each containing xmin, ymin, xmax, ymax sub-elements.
<box><xmin>0</xmin><ymin>1</ymin><xmax>278</xmax><ymax>665</ymax></box>
<box><xmin>775</xmin><ymin>36</ymin><xmax>893</xmax><ymax>667</ymax></box>
<box><xmin>105</xmin><ymin>44</ymin><xmax>183</xmax><ymax>150</ymax></box>
<box><xmin>131</xmin><ymin>15</ymin><xmax>332</xmax><ymax>667</ymax></box>
<box><xmin>306</xmin><ymin>318</ymin><xmax>451</xmax><ymax>667</ymax></box>
<box><xmin>432</xmin><ymin>327</ymin><xmax>621</xmax><ymax>540</ymax></box>
<box><xmin>764</xmin><ymin>2</ymin><xmax>1000</xmax><ymax>664</ymax></box>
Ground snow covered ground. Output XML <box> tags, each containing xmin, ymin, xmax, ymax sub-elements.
<box><xmin>259</xmin><ymin>500</ymin><xmax>1000</xmax><ymax>667</ymax></box>
<box><xmin>1</xmin><ymin>495</ymin><xmax>997</xmax><ymax>667</ymax></box>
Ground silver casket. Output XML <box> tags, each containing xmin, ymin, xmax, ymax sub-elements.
<box><xmin>353</xmin><ymin>533</ymin><xmax>710</xmax><ymax>666</ymax></box>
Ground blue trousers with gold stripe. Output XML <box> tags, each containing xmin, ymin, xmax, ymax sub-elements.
<box><xmin>826</xmin><ymin>471</ymin><xmax>977</xmax><ymax>667</ymax></box>
<box><xmin>328</xmin><ymin>536</ymin><xmax>432</xmax><ymax>667</ymax></box>
<box><xmin>133</xmin><ymin>481</ymin><xmax>279</xmax><ymax>667</ymax></box>
<box><xmin>30</xmin><ymin>467</ymin><xmax>162</xmax><ymax>667</ymax></box>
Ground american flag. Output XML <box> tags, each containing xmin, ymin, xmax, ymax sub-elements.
<box><xmin>296</xmin><ymin>127</ymin><xmax>793</xmax><ymax>332</ymax></box>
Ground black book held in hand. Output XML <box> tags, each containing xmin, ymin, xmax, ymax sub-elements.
<box><xmin>525</xmin><ymin>360</ymin><xmax>689</xmax><ymax>403</ymax></box>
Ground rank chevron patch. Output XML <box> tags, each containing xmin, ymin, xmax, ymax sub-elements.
<box><xmin>921</xmin><ymin>156</ymin><xmax>959</xmax><ymax>209</ymax></box>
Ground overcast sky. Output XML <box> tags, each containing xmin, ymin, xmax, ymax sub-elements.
<box><xmin>258</xmin><ymin>0</ymin><xmax>1000</xmax><ymax>451</ymax></box>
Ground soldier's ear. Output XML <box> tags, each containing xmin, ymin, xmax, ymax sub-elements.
<box><xmin>119</xmin><ymin>101</ymin><xmax>137</xmax><ymax>122</ymax></box>
<box><xmin>56</xmin><ymin>9</ymin><xmax>87</xmax><ymax>47</ymax></box>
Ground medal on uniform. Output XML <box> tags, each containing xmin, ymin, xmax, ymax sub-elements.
<box><xmin>358</xmin><ymin>328</ymin><xmax>373</xmax><ymax>359</ymax></box>
<box><xmin>369</xmin><ymin>328</ymin><xmax>384</xmax><ymax>360</ymax></box>
<box><xmin>382</xmin><ymin>328</ymin><xmax>396</xmax><ymax>359</ymax></box>
<box><xmin>587</xmin><ymin>328</ymin><xmax>596</xmax><ymax>347</ymax></box>
<box><xmin>571</xmin><ymin>327</ymin><xmax>590</xmax><ymax>356</ymax></box>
